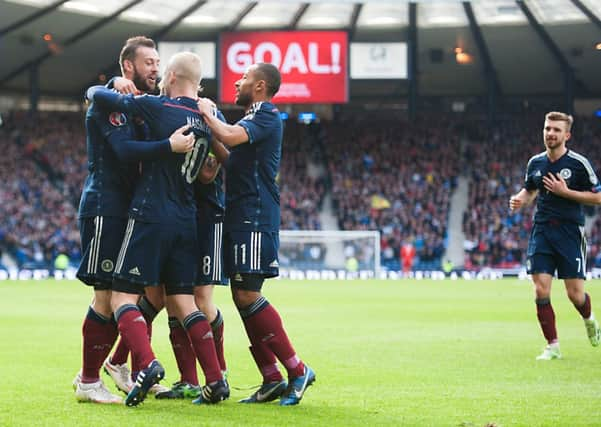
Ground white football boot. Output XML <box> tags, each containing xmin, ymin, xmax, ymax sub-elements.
<box><xmin>74</xmin><ymin>376</ymin><xmax>123</xmax><ymax>404</ymax></box>
<box><xmin>103</xmin><ymin>357</ymin><xmax>134</xmax><ymax>394</ymax></box>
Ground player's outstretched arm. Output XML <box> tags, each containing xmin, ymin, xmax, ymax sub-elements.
<box><xmin>543</xmin><ymin>172</ymin><xmax>601</xmax><ymax>205</ymax></box>
<box><xmin>86</xmin><ymin>85</ymin><xmax>141</xmax><ymax>116</ymax></box>
<box><xmin>111</xmin><ymin>77</ymin><xmax>138</xmax><ymax>95</ymax></box>
<box><xmin>197</xmin><ymin>98</ymin><xmax>248</xmax><ymax>147</ymax></box>
<box><xmin>106</xmin><ymin>124</ymin><xmax>194</xmax><ymax>162</ymax></box>
<box><xmin>107</xmin><ymin>132</ymin><xmax>170</xmax><ymax>162</ymax></box>
<box><xmin>509</xmin><ymin>188</ymin><xmax>537</xmax><ymax>211</ymax></box>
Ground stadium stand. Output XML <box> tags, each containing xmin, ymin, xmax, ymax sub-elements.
<box><xmin>0</xmin><ymin>111</ymin><xmax>81</xmax><ymax>268</ymax></box>
<box><xmin>462</xmin><ymin>115</ymin><xmax>601</xmax><ymax>270</ymax></box>
<box><xmin>321</xmin><ymin>114</ymin><xmax>460</xmax><ymax>271</ymax></box>
<box><xmin>279</xmin><ymin>121</ymin><xmax>326</xmax><ymax>231</ymax></box>
<box><xmin>1</xmin><ymin>110</ymin><xmax>599</xmax><ymax>272</ymax></box>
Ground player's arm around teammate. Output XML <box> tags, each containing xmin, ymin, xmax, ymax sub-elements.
<box><xmin>196</xmin><ymin>63</ymin><xmax>315</xmax><ymax>406</ymax></box>
<box><xmin>197</xmin><ymin>139</ymin><xmax>228</xmax><ymax>184</ymax></box>
<box><xmin>91</xmin><ymin>52</ymin><xmax>230</xmax><ymax>405</ymax></box>
<box><xmin>89</xmin><ymin>79</ymin><xmax>194</xmax><ymax>397</ymax></box>
<box><xmin>74</xmin><ymin>36</ymin><xmax>173</xmax><ymax>404</ymax></box>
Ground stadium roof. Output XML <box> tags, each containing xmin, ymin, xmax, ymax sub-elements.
<box><xmin>0</xmin><ymin>0</ymin><xmax>600</xmax><ymax>100</ymax></box>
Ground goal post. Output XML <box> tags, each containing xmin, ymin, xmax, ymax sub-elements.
<box><xmin>279</xmin><ymin>230</ymin><xmax>381</xmax><ymax>278</ymax></box>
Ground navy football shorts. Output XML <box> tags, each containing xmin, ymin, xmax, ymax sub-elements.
<box><xmin>224</xmin><ymin>230</ymin><xmax>279</xmax><ymax>280</ymax></box>
<box><xmin>77</xmin><ymin>216</ymin><xmax>127</xmax><ymax>289</ymax></box>
<box><xmin>196</xmin><ymin>219</ymin><xmax>228</xmax><ymax>286</ymax></box>
<box><xmin>112</xmin><ymin>218</ymin><xmax>199</xmax><ymax>294</ymax></box>
<box><xmin>527</xmin><ymin>222</ymin><xmax>587</xmax><ymax>279</ymax></box>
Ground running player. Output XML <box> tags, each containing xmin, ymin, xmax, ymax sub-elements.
<box><xmin>510</xmin><ymin>111</ymin><xmax>601</xmax><ymax>360</ymax></box>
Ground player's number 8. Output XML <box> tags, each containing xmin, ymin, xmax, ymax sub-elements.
<box><xmin>181</xmin><ymin>135</ymin><xmax>209</xmax><ymax>184</ymax></box>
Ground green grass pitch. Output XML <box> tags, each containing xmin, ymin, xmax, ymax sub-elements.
<box><xmin>1</xmin><ymin>278</ymin><xmax>601</xmax><ymax>426</ymax></box>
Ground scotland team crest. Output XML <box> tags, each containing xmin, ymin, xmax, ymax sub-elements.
<box><xmin>109</xmin><ymin>112</ymin><xmax>127</xmax><ymax>127</ymax></box>
<box><xmin>101</xmin><ymin>259</ymin><xmax>114</xmax><ymax>272</ymax></box>
<box><xmin>559</xmin><ymin>168</ymin><xmax>572</xmax><ymax>180</ymax></box>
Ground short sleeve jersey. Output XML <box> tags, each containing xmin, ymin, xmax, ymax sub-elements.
<box><xmin>225</xmin><ymin>101</ymin><xmax>282</xmax><ymax>232</ymax></box>
<box><xmin>524</xmin><ymin>149</ymin><xmax>601</xmax><ymax>225</ymax></box>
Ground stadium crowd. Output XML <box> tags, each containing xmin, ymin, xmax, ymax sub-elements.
<box><xmin>322</xmin><ymin>115</ymin><xmax>460</xmax><ymax>270</ymax></box>
<box><xmin>462</xmin><ymin>116</ymin><xmax>540</xmax><ymax>270</ymax></box>
<box><xmin>279</xmin><ymin>121</ymin><xmax>326</xmax><ymax>231</ymax></box>
<box><xmin>462</xmin><ymin>115</ymin><xmax>601</xmax><ymax>270</ymax></box>
<box><xmin>0</xmin><ymin>111</ymin><xmax>326</xmax><ymax>268</ymax></box>
<box><xmin>2</xmin><ymin>110</ymin><xmax>601</xmax><ymax>272</ymax></box>
<box><xmin>0</xmin><ymin>111</ymin><xmax>81</xmax><ymax>267</ymax></box>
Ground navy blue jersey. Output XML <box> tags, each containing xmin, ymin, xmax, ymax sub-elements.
<box><xmin>525</xmin><ymin>149</ymin><xmax>601</xmax><ymax>225</ymax></box>
<box><xmin>78</xmin><ymin>103</ymin><xmax>139</xmax><ymax>218</ymax></box>
<box><xmin>79</xmin><ymin>97</ymin><xmax>174</xmax><ymax>219</ymax></box>
<box><xmin>88</xmin><ymin>86</ymin><xmax>211</xmax><ymax>223</ymax></box>
<box><xmin>225</xmin><ymin>101</ymin><xmax>282</xmax><ymax>232</ymax></box>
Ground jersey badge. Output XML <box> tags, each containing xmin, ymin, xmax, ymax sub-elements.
<box><xmin>559</xmin><ymin>168</ymin><xmax>572</xmax><ymax>180</ymax></box>
<box><xmin>101</xmin><ymin>259</ymin><xmax>114</xmax><ymax>273</ymax></box>
<box><xmin>109</xmin><ymin>112</ymin><xmax>127</xmax><ymax>127</ymax></box>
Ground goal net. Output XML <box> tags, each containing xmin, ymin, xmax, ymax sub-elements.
<box><xmin>278</xmin><ymin>230</ymin><xmax>381</xmax><ymax>279</ymax></box>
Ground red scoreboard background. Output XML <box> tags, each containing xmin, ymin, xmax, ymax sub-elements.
<box><xmin>219</xmin><ymin>31</ymin><xmax>348</xmax><ymax>104</ymax></box>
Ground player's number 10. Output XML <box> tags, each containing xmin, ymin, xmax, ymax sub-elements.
<box><xmin>181</xmin><ymin>136</ymin><xmax>209</xmax><ymax>184</ymax></box>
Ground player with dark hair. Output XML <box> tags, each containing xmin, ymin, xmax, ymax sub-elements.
<box><xmin>510</xmin><ymin>111</ymin><xmax>601</xmax><ymax>360</ymax></box>
<box><xmin>196</xmin><ymin>62</ymin><xmax>315</xmax><ymax>406</ymax></box>
<box><xmin>73</xmin><ymin>36</ymin><xmax>194</xmax><ymax>403</ymax></box>
<box><xmin>101</xmin><ymin>36</ymin><xmax>172</xmax><ymax>398</ymax></box>
<box><xmin>87</xmin><ymin>51</ymin><xmax>228</xmax><ymax>406</ymax></box>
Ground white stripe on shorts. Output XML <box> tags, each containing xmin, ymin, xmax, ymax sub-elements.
<box><xmin>213</xmin><ymin>222</ymin><xmax>222</xmax><ymax>281</ymax></box>
<box><xmin>251</xmin><ymin>232</ymin><xmax>256</xmax><ymax>270</ymax></box>
<box><xmin>250</xmin><ymin>232</ymin><xmax>255</xmax><ymax>269</ymax></box>
<box><xmin>87</xmin><ymin>216</ymin><xmax>102</xmax><ymax>274</ymax></box>
<box><xmin>250</xmin><ymin>231</ymin><xmax>262</xmax><ymax>270</ymax></box>
<box><xmin>257</xmin><ymin>232</ymin><xmax>262</xmax><ymax>270</ymax></box>
<box><xmin>212</xmin><ymin>224</ymin><xmax>217</xmax><ymax>281</ymax></box>
<box><xmin>218</xmin><ymin>223</ymin><xmax>223</xmax><ymax>280</ymax></box>
<box><xmin>115</xmin><ymin>218</ymin><xmax>135</xmax><ymax>275</ymax></box>
<box><xmin>580</xmin><ymin>225</ymin><xmax>587</xmax><ymax>270</ymax></box>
